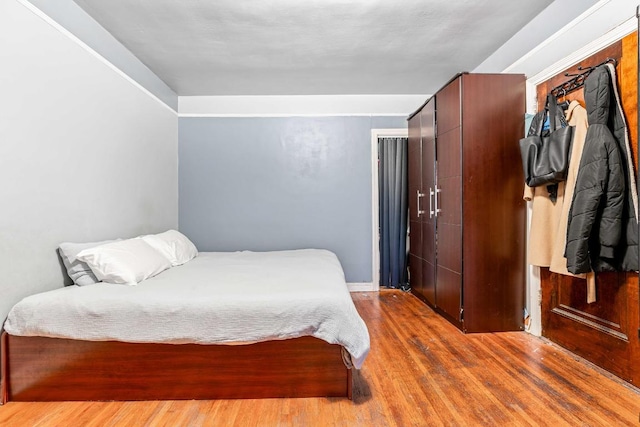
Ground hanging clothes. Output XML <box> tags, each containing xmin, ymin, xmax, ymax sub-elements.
<box><xmin>566</xmin><ymin>64</ymin><xmax>639</xmax><ymax>275</ymax></box>
<box><xmin>524</xmin><ymin>183</ymin><xmax>564</xmax><ymax>267</ymax></box>
<box><xmin>523</xmin><ymin>104</ymin><xmax>569</xmax><ymax>267</ymax></box>
<box><xmin>550</xmin><ymin>100</ymin><xmax>589</xmax><ymax>274</ymax></box>
<box><xmin>547</xmin><ymin>101</ymin><xmax>597</xmax><ymax>301</ymax></box>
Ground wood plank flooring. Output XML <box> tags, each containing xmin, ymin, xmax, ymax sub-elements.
<box><xmin>0</xmin><ymin>290</ymin><xmax>639</xmax><ymax>426</ymax></box>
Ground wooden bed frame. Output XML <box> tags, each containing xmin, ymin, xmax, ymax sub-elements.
<box><xmin>0</xmin><ymin>332</ymin><xmax>352</xmax><ymax>403</ymax></box>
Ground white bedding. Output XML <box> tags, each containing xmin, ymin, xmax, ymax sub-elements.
<box><xmin>4</xmin><ymin>249</ymin><xmax>370</xmax><ymax>368</ymax></box>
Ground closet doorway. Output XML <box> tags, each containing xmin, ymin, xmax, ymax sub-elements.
<box><xmin>371</xmin><ymin>128</ymin><xmax>409</xmax><ymax>292</ymax></box>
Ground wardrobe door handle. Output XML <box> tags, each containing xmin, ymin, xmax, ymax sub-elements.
<box><xmin>417</xmin><ymin>190</ymin><xmax>425</xmax><ymax>217</ymax></box>
<box><xmin>429</xmin><ymin>188</ymin><xmax>435</xmax><ymax>218</ymax></box>
<box><xmin>435</xmin><ymin>186</ymin><xmax>442</xmax><ymax>216</ymax></box>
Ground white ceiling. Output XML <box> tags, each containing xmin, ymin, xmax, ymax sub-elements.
<box><xmin>72</xmin><ymin>0</ymin><xmax>554</xmax><ymax>96</ymax></box>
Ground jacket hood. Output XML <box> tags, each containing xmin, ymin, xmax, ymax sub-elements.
<box><xmin>584</xmin><ymin>66</ymin><xmax>611</xmax><ymax>126</ymax></box>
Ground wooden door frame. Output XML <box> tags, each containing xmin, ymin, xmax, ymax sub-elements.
<box><xmin>371</xmin><ymin>128</ymin><xmax>409</xmax><ymax>292</ymax></box>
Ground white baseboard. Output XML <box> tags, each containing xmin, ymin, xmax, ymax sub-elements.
<box><xmin>347</xmin><ymin>282</ymin><xmax>377</xmax><ymax>292</ymax></box>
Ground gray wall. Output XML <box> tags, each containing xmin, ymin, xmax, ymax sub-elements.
<box><xmin>0</xmin><ymin>0</ymin><xmax>178</xmax><ymax>323</ymax></box>
<box><xmin>179</xmin><ymin>116</ymin><xmax>406</xmax><ymax>282</ymax></box>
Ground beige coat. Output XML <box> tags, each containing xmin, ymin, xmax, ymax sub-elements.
<box><xmin>525</xmin><ymin>101</ymin><xmax>596</xmax><ymax>300</ymax></box>
<box><xmin>551</xmin><ymin>101</ymin><xmax>596</xmax><ymax>302</ymax></box>
<box><xmin>549</xmin><ymin>101</ymin><xmax>589</xmax><ymax>275</ymax></box>
<box><xmin>524</xmin><ymin>181</ymin><xmax>564</xmax><ymax>267</ymax></box>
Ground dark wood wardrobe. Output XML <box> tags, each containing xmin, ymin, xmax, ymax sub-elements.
<box><xmin>407</xmin><ymin>73</ymin><xmax>526</xmax><ymax>332</ymax></box>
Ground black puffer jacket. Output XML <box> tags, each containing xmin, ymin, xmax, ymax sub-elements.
<box><xmin>565</xmin><ymin>64</ymin><xmax>639</xmax><ymax>274</ymax></box>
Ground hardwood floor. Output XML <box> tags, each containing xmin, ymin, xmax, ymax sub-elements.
<box><xmin>1</xmin><ymin>290</ymin><xmax>638</xmax><ymax>426</ymax></box>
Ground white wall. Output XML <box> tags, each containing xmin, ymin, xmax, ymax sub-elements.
<box><xmin>25</xmin><ymin>0</ymin><xmax>178</xmax><ymax>110</ymax></box>
<box><xmin>0</xmin><ymin>0</ymin><xmax>179</xmax><ymax>323</ymax></box>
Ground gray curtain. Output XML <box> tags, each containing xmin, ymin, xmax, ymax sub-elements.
<box><xmin>378</xmin><ymin>137</ymin><xmax>409</xmax><ymax>289</ymax></box>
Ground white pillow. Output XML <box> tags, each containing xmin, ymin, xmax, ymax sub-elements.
<box><xmin>58</xmin><ymin>239</ymin><xmax>120</xmax><ymax>286</ymax></box>
<box><xmin>141</xmin><ymin>229</ymin><xmax>198</xmax><ymax>266</ymax></box>
<box><xmin>76</xmin><ymin>238</ymin><xmax>172</xmax><ymax>285</ymax></box>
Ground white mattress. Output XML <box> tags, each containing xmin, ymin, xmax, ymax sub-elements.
<box><xmin>4</xmin><ymin>249</ymin><xmax>370</xmax><ymax>368</ymax></box>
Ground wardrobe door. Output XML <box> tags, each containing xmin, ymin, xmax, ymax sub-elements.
<box><xmin>461</xmin><ymin>73</ymin><xmax>525</xmax><ymax>332</ymax></box>
<box><xmin>435</xmin><ymin>126</ymin><xmax>463</xmax><ymax>325</ymax></box>
<box><xmin>420</xmin><ymin>99</ymin><xmax>436</xmax><ymax>306</ymax></box>
<box><xmin>407</xmin><ymin>113</ymin><xmax>423</xmax><ymax>297</ymax></box>
<box><xmin>435</xmin><ymin>77</ymin><xmax>463</xmax><ymax>324</ymax></box>
<box><xmin>436</xmin><ymin>75</ymin><xmax>461</xmax><ymax>135</ymax></box>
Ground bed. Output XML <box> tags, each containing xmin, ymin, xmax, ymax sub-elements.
<box><xmin>1</xmin><ymin>247</ymin><xmax>370</xmax><ymax>402</ymax></box>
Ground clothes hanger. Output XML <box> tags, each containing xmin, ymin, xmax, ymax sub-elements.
<box><xmin>557</xmin><ymin>88</ymin><xmax>570</xmax><ymax>111</ymax></box>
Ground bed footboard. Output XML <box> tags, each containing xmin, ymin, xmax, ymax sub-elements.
<box><xmin>4</xmin><ymin>334</ymin><xmax>352</xmax><ymax>401</ymax></box>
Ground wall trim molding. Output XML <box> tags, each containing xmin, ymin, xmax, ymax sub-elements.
<box><xmin>16</xmin><ymin>0</ymin><xmax>177</xmax><ymax>115</ymax></box>
<box><xmin>527</xmin><ymin>16</ymin><xmax>636</xmax><ymax>87</ymax></box>
<box><xmin>347</xmin><ymin>282</ymin><xmax>375</xmax><ymax>292</ymax></box>
<box><xmin>503</xmin><ymin>0</ymin><xmax>613</xmax><ymax>74</ymax></box>
<box><xmin>370</xmin><ymin>128</ymin><xmax>409</xmax><ymax>294</ymax></box>
<box><xmin>178</xmin><ymin>95</ymin><xmax>428</xmax><ymax>117</ymax></box>
<box><xmin>179</xmin><ymin>113</ymin><xmax>409</xmax><ymax>118</ymax></box>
